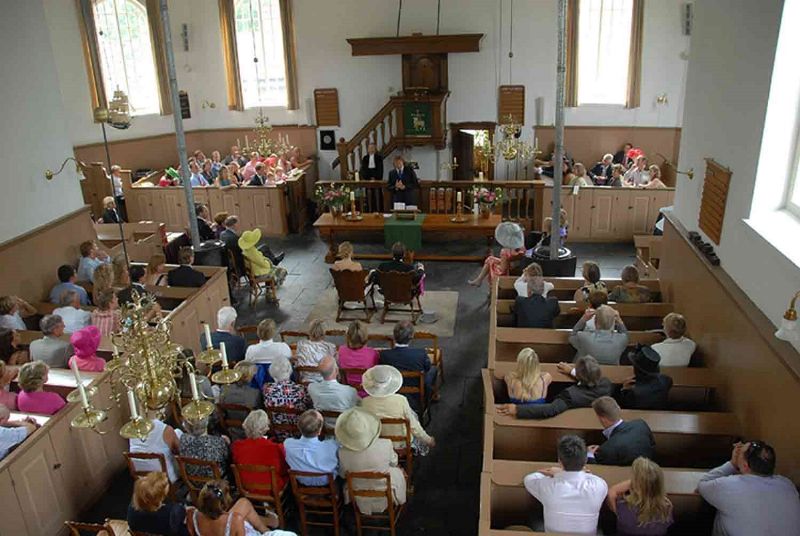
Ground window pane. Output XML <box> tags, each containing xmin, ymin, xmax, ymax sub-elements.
<box><xmin>234</xmin><ymin>0</ymin><xmax>287</xmax><ymax>108</ymax></box>
<box><xmin>93</xmin><ymin>0</ymin><xmax>159</xmax><ymax>116</ymax></box>
<box><xmin>577</xmin><ymin>0</ymin><xmax>633</xmax><ymax>105</ymax></box>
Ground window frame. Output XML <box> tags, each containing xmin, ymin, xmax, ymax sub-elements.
<box><xmin>786</xmin><ymin>125</ymin><xmax>800</xmax><ymax>218</ymax></box>
<box><xmin>77</xmin><ymin>0</ymin><xmax>171</xmax><ymax>119</ymax></box>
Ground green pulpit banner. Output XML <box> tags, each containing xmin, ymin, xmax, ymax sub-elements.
<box><xmin>402</xmin><ymin>102</ymin><xmax>433</xmax><ymax>137</ymax></box>
<box><xmin>384</xmin><ymin>214</ymin><xmax>426</xmax><ymax>251</ymax></box>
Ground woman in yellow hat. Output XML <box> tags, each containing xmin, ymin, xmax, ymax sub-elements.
<box><xmin>237</xmin><ymin>228</ymin><xmax>286</xmax><ymax>283</ymax></box>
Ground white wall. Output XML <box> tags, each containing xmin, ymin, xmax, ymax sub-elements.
<box><xmin>672</xmin><ymin>0</ymin><xmax>800</xmax><ymax>350</ymax></box>
<box><xmin>43</xmin><ymin>0</ymin><xmax>690</xmax><ymax>180</ymax></box>
<box><xmin>0</xmin><ymin>0</ymin><xmax>85</xmax><ymax>245</ymax></box>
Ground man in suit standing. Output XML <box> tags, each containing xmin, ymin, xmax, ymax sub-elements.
<box><xmin>379</xmin><ymin>320</ymin><xmax>437</xmax><ymax>408</ymax></box>
<box><xmin>167</xmin><ymin>247</ymin><xmax>206</xmax><ymax>288</ymax></box>
<box><xmin>387</xmin><ymin>156</ymin><xmax>419</xmax><ymax>206</ymax></box>
<box><xmin>360</xmin><ymin>142</ymin><xmax>384</xmax><ymax>181</ymax></box>
<box><xmin>195</xmin><ymin>204</ymin><xmax>215</xmax><ymax>241</ymax></box>
<box><xmin>513</xmin><ymin>277</ymin><xmax>561</xmax><ymax>328</ymax></box>
<box><xmin>587</xmin><ymin>396</ymin><xmax>655</xmax><ymax>466</ymax></box>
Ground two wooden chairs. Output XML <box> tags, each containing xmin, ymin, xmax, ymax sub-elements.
<box><xmin>330</xmin><ymin>269</ymin><xmax>422</xmax><ymax>324</ymax></box>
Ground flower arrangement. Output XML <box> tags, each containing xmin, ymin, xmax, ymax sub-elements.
<box><xmin>314</xmin><ymin>184</ymin><xmax>352</xmax><ymax>209</ymax></box>
<box><xmin>472</xmin><ymin>187</ymin><xmax>505</xmax><ymax>207</ymax></box>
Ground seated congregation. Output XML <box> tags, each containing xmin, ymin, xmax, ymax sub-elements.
<box><xmin>483</xmin><ymin>266</ymin><xmax>800</xmax><ymax>535</ymax></box>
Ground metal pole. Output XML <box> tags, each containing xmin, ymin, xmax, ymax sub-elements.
<box><xmin>551</xmin><ymin>0</ymin><xmax>567</xmax><ymax>260</ymax></box>
<box><xmin>160</xmin><ymin>0</ymin><xmax>200</xmax><ymax>248</ymax></box>
<box><xmin>101</xmin><ymin>122</ymin><xmax>130</xmax><ymax>267</ymax></box>
<box><xmin>101</xmin><ymin>122</ymin><xmax>112</xmax><ymax>173</ymax></box>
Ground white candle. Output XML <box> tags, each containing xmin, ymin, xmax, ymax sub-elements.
<box><xmin>350</xmin><ymin>191</ymin><xmax>355</xmax><ymax>202</ymax></box>
<box><xmin>189</xmin><ymin>373</ymin><xmax>199</xmax><ymax>400</ymax></box>
<box><xmin>453</xmin><ymin>157</ymin><xmax>457</xmax><ymax>164</ymax></box>
<box><xmin>245</xmin><ymin>135</ymin><xmax>249</xmax><ymax>147</ymax></box>
<box><xmin>237</xmin><ymin>138</ymin><xmax>241</xmax><ymax>147</ymax></box>
<box><xmin>535</xmin><ymin>137</ymin><xmax>539</xmax><ymax>148</ymax></box>
<box><xmin>204</xmin><ymin>324</ymin><xmax>212</xmax><ymax>348</ymax></box>
<box><xmin>354</xmin><ymin>171</ymin><xmax>360</xmax><ymax>181</ymax></box>
<box><xmin>220</xmin><ymin>342</ymin><xmax>229</xmax><ymax>368</ymax></box>
<box><xmin>457</xmin><ymin>191</ymin><xmax>462</xmax><ymax>203</ymax></box>
<box><xmin>479</xmin><ymin>171</ymin><xmax>484</xmax><ymax>180</ymax></box>
<box><xmin>127</xmin><ymin>390</ymin><xmax>139</xmax><ymax>419</ymax></box>
<box><xmin>70</xmin><ymin>360</ymin><xmax>89</xmax><ymax>408</ymax></box>
<box><xmin>113</xmin><ymin>344</ymin><xmax>120</xmax><ymax>358</ymax></box>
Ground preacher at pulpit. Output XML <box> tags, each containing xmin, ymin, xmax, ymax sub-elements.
<box><xmin>388</xmin><ymin>156</ymin><xmax>419</xmax><ymax>205</ymax></box>
<box><xmin>360</xmin><ymin>142</ymin><xmax>384</xmax><ymax>180</ymax></box>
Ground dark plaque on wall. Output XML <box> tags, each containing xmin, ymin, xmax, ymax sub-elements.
<box><xmin>179</xmin><ymin>90</ymin><xmax>191</xmax><ymax>119</ymax></box>
<box><xmin>320</xmin><ymin>130</ymin><xmax>336</xmax><ymax>151</ymax></box>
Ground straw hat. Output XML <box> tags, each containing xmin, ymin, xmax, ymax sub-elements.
<box><xmin>238</xmin><ymin>228</ymin><xmax>262</xmax><ymax>250</ymax></box>
<box><xmin>494</xmin><ymin>221</ymin><xmax>525</xmax><ymax>250</ymax></box>
<box><xmin>361</xmin><ymin>365</ymin><xmax>403</xmax><ymax>398</ymax></box>
<box><xmin>335</xmin><ymin>407</ymin><xmax>381</xmax><ymax>451</ymax></box>
<box><xmin>70</xmin><ymin>325</ymin><xmax>101</xmax><ymax>358</ymax></box>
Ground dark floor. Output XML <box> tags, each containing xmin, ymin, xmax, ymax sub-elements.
<box><xmin>83</xmin><ymin>231</ymin><xmax>634</xmax><ymax>535</ymax></box>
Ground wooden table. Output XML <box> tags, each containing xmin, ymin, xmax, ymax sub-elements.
<box><xmin>313</xmin><ymin>212</ymin><xmax>501</xmax><ymax>262</ymax></box>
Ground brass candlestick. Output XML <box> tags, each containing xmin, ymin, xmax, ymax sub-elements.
<box><xmin>345</xmin><ymin>198</ymin><xmax>363</xmax><ymax>221</ymax></box>
<box><xmin>450</xmin><ymin>196</ymin><xmax>468</xmax><ymax>223</ymax></box>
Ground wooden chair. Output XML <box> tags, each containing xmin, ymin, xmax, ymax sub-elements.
<box><xmin>124</xmin><ymin>451</ymin><xmax>168</xmax><ymax>480</ymax></box>
<box><xmin>65</xmin><ymin>519</ymin><xmax>123</xmax><ymax>536</ymax></box>
<box><xmin>231</xmin><ymin>463</ymin><xmax>290</xmax><ymax>527</ymax></box>
<box><xmin>379</xmin><ymin>417</ymin><xmax>414</xmax><ymax>486</ymax></box>
<box><xmin>279</xmin><ymin>329</ymin><xmax>309</xmax><ymax>351</ymax></box>
<box><xmin>413</xmin><ymin>331</ymin><xmax>445</xmax><ymax>384</ymax></box>
<box><xmin>226</xmin><ymin>248</ymin><xmax>247</xmax><ymax>293</ymax></box>
<box><xmin>264</xmin><ymin>405</ymin><xmax>305</xmax><ymax>440</ymax></box>
<box><xmin>294</xmin><ymin>365</ymin><xmax>322</xmax><ymax>386</ymax></box>
<box><xmin>329</xmin><ymin>268</ymin><xmax>374</xmax><ymax>322</ymax></box>
<box><xmin>218</xmin><ymin>402</ymin><xmax>250</xmax><ymax>438</ymax></box>
<box><xmin>288</xmin><ymin>470</ymin><xmax>342</xmax><ymax>536</ymax></box>
<box><xmin>243</xmin><ymin>258</ymin><xmax>279</xmax><ymax>305</ymax></box>
<box><xmin>398</xmin><ymin>371</ymin><xmax>430</xmax><ymax>423</ymax></box>
<box><xmin>346</xmin><ymin>471</ymin><xmax>404</xmax><ymax>536</ymax></box>
<box><xmin>376</xmin><ymin>271</ymin><xmax>422</xmax><ymax>324</ymax></box>
<box><xmin>319</xmin><ymin>409</ymin><xmax>343</xmax><ymax>437</ymax></box>
<box><xmin>176</xmin><ymin>456</ymin><xmax>224</xmax><ymax>505</ymax></box>
<box><xmin>238</xmin><ymin>324</ymin><xmax>259</xmax><ymax>346</ymax></box>
<box><xmin>339</xmin><ymin>367</ymin><xmax>368</xmax><ymax>393</ymax></box>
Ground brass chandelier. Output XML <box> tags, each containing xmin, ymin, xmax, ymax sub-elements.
<box><xmin>487</xmin><ymin>114</ymin><xmax>540</xmax><ymax>162</ymax></box>
<box><xmin>69</xmin><ymin>292</ymin><xmax>241</xmax><ymax>440</ymax></box>
<box><xmin>241</xmin><ymin>108</ymin><xmax>295</xmax><ymax>158</ymax></box>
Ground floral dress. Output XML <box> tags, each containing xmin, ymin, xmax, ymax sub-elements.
<box><xmin>262</xmin><ymin>380</ymin><xmax>312</xmax><ymax>441</ymax></box>
<box><xmin>178</xmin><ymin>434</ymin><xmax>229</xmax><ymax>478</ymax></box>
<box><xmin>483</xmin><ymin>247</ymin><xmax>526</xmax><ymax>283</ymax></box>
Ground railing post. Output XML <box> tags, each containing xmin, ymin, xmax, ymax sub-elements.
<box><xmin>336</xmin><ymin>138</ymin><xmax>350</xmax><ymax>180</ymax></box>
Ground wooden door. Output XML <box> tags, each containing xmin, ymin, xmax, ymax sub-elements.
<box><xmin>47</xmin><ymin>413</ymin><xmax>95</xmax><ymax>515</ymax></box>
<box><xmin>453</xmin><ymin>130</ymin><xmax>475</xmax><ymax>180</ymax></box>
<box><xmin>612</xmin><ymin>190</ymin><xmax>633</xmax><ymax>239</ymax></box>
<box><xmin>9</xmin><ymin>437</ymin><xmax>70</xmax><ymax>536</ymax></box>
<box><xmin>251</xmin><ymin>191</ymin><xmax>274</xmax><ymax>235</ymax></box>
<box><xmin>570</xmin><ymin>188</ymin><xmax>593</xmax><ymax>239</ymax></box>
<box><xmin>0</xmin><ymin>469</ymin><xmax>29</xmax><ymax>536</ymax></box>
<box><xmin>590</xmin><ymin>189</ymin><xmax>615</xmax><ymax>240</ymax></box>
<box><xmin>630</xmin><ymin>191</ymin><xmax>652</xmax><ymax>234</ymax></box>
<box><xmin>220</xmin><ymin>190</ymin><xmax>240</xmax><ymax>216</ymax></box>
<box><xmin>127</xmin><ymin>190</ymin><xmax>153</xmax><ymax>222</ymax></box>
<box><xmin>162</xmin><ymin>190</ymin><xmax>188</xmax><ymax>230</ymax></box>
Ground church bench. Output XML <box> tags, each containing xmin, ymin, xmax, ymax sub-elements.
<box><xmin>12</xmin><ymin>368</ymin><xmax>102</xmax><ymax>399</ymax></box>
<box><xmin>494</xmin><ymin>299</ymin><xmax>673</xmax><ymax>330</ymax></box>
<box><xmin>483</xmin><ymin>364</ymin><xmax>717</xmax><ymax>412</ymax></box>
<box><xmin>635</xmin><ymin>234</ymin><xmax>662</xmax><ymax>279</ymax></box>
<box><xmin>485</xmin><ymin>408</ymin><xmax>738</xmax><ymax>469</ymax></box>
<box><xmin>18</xmin><ymin>330</ymin><xmax>116</xmax><ymax>356</ymax></box>
<box><xmin>479</xmin><ymin>461</ymin><xmax>711</xmax><ymax>534</ymax></box>
<box><xmin>489</xmin><ymin>327</ymin><xmax>665</xmax><ymax>367</ymax></box>
<box><xmin>10</xmin><ymin>411</ymin><xmax>51</xmax><ymax>426</ymax></box>
<box><xmin>496</xmin><ymin>276</ymin><xmax>663</xmax><ymax>301</ymax></box>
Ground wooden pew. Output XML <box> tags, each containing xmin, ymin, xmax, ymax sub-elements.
<box><xmin>490</xmin><ymin>327</ymin><xmax>665</xmax><ymax>367</ymax></box>
<box><xmin>494</xmin><ymin>299</ymin><xmax>673</xmax><ymax>330</ymax></box>
<box><xmin>496</xmin><ymin>276</ymin><xmax>663</xmax><ymax>301</ymax></box>
<box><xmin>18</xmin><ymin>330</ymin><xmax>115</xmax><ymax>356</ymax></box>
<box><xmin>635</xmin><ymin>235</ymin><xmax>662</xmax><ymax>279</ymax></box>
<box><xmin>479</xmin><ymin>461</ymin><xmax>711</xmax><ymax>534</ymax></box>
<box><xmin>483</xmin><ymin>365</ymin><xmax>717</xmax><ymax>411</ymax></box>
<box><xmin>485</xmin><ymin>409</ymin><xmax>738</xmax><ymax>468</ymax></box>
<box><xmin>9</xmin><ymin>411</ymin><xmax>51</xmax><ymax>427</ymax></box>
<box><xmin>11</xmin><ymin>368</ymin><xmax>101</xmax><ymax>399</ymax></box>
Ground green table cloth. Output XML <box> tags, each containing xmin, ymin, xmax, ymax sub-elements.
<box><xmin>384</xmin><ymin>213</ymin><xmax>426</xmax><ymax>251</ymax></box>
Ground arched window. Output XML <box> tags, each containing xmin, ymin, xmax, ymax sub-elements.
<box><xmin>78</xmin><ymin>0</ymin><xmax>169</xmax><ymax>117</ymax></box>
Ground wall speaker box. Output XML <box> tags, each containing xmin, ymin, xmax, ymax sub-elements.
<box><xmin>682</xmin><ymin>3</ymin><xmax>693</xmax><ymax>36</ymax></box>
<box><xmin>320</xmin><ymin>130</ymin><xmax>336</xmax><ymax>151</ymax></box>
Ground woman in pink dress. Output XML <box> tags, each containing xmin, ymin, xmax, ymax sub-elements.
<box><xmin>468</xmin><ymin>222</ymin><xmax>526</xmax><ymax>288</ymax></box>
<box><xmin>17</xmin><ymin>361</ymin><xmax>66</xmax><ymax>415</ymax></box>
<box><xmin>337</xmin><ymin>321</ymin><xmax>379</xmax><ymax>398</ymax></box>
<box><xmin>68</xmin><ymin>326</ymin><xmax>106</xmax><ymax>372</ymax></box>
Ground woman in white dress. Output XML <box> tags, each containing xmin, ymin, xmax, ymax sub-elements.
<box><xmin>294</xmin><ymin>319</ymin><xmax>336</xmax><ymax>383</ymax></box>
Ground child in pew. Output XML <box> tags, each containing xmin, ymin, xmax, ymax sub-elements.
<box><xmin>609</xmin><ymin>265</ymin><xmax>652</xmax><ymax>303</ymax></box>
<box><xmin>91</xmin><ymin>288</ymin><xmax>121</xmax><ymax>337</ymax></box>
<box><xmin>68</xmin><ymin>325</ymin><xmax>106</xmax><ymax>372</ymax></box>
<box><xmin>650</xmin><ymin>313</ymin><xmax>696</xmax><ymax>367</ymax></box>
<box><xmin>618</xmin><ymin>345</ymin><xmax>673</xmax><ymax>410</ymax></box>
<box><xmin>573</xmin><ymin>261</ymin><xmax>608</xmax><ymax>306</ymax></box>
<box><xmin>514</xmin><ymin>262</ymin><xmax>554</xmax><ymax>297</ymax></box>
<box><xmin>497</xmin><ymin>356</ymin><xmax>613</xmax><ymax>419</ymax></box>
<box><xmin>504</xmin><ymin>348</ymin><xmax>552</xmax><ymax>405</ymax></box>
<box><xmin>606</xmin><ymin>457</ymin><xmax>674</xmax><ymax>536</ymax></box>
<box><xmin>16</xmin><ymin>361</ymin><xmax>66</xmax><ymax>415</ymax></box>
<box><xmin>578</xmin><ymin>289</ymin><xmax>610</xmax><ymax>332</ymax></box>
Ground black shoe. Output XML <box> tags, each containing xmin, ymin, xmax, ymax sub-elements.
<box><xmin>271</xmin><ymin>252</ymin><xmax>285</xmax><ymax>265</ymax></box>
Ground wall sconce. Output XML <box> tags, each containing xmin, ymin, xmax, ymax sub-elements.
<box><xmin>655</xmin><ymin>153</ymin><xmax>694</xmax><ymax>180</ymax></box>
<box><xmin>656</xmin><ymin>93</ymin><xmax>669</xmax><ymax>105</ymax></box>
<box><xmin>201</xmin><ymin>100</ymin><xmax>216</xmax><ymax>110</ymax></box>
<box><xmin>45</xmin><ymin>157</ymin><xmax>86</xmax><ymax>181</ymax></box>
<box><xmin>775</xmin><ymin>291</ymin><xmax>800</xmax><ymax>342</ymax></box>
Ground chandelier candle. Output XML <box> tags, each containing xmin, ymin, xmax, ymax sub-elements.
<box><xmin>70</xmin><ymin>360</ymin><xmax>89</xmax><ymax>409</ymax></box>
<box><xmin>220</xmin><ymin>342</ymin><xmax>229</xmax><ymax>368</ymax></box>
<box><xmin>204</xmin><ymin>324</ymin><xmax>213</xmax><ymax>349</ymax></box>
<box><xmin>189</xmin><ymin>372</ymin><xmax>200</xmax><ymax>400</ymax></box>
<box><xmin>127</xmin><ymin>390</ymin><xmax>139</xmax><ymax>420</ymax></box>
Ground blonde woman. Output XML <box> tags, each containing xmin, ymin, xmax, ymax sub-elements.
<box><xmin>295</xmin><ymin>319</ymin><xmax>336</xmax><ymax>382</ymax></box>
<box><xmin>568</xmin><ymin>163</ymin><xmax>592</xmax><ymax>187</ymax></box>
<box><xmin>332</xmin><ymin>241</ymin><xmax>363</xmax><ymax>272</ymax></box>
<box><xmin>144</xmin><ymin>254</ymin><xmax>168</xmax><ymax>286</ymax></box>
<box><xmin>643</xmin><ymin>165</ymin><xmax>668</xmax><ymax>189</ymax></box>
<box><xmin>607</xmin><ymin>457</ymin><xmax>674</xmax><ymax>535</ymax></box>
<box><xmin>126</xmin><ymin>471</ymin><xmax>189</xmax><ymax>535</ymax></box>
<box><xmin>503</xmin><ymin>348</ymin><xmax>552</xmax><ymax>405</ymax></box>
<box><xmin>514</xmin><ymin>262</ymin><xmax>554</xmax><ymax>297</ymax></box>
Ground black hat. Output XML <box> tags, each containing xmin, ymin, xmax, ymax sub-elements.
<box><xmin>631</xmin><ymin>345</ymin><xmax>661</xmax><ymax>375</ymax></box>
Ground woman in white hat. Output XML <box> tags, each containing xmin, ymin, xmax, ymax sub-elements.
<box><xmin>468</xmin><ymin>221</ymin><xmax>526</xmax><ymax>288</ymax></box>
<box><xmin>336</xmin><ymin>407</ymin><xmax>407</xmax><ymax>515</ymax></box>
<box><xmin>238</xmin><ymin>228</ymin><xmax>286</xmax><ymax>283</ymax></box>
<box><xmin>359</xmin><ymin>365</ymin><xmax>435</xmax><ymax>455</ymax></box>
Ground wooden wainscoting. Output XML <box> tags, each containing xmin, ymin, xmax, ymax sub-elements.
<box><xmin>659</xmin><ymin>213</ymin><xmax>800</xmax><ymax>481</ymax></box>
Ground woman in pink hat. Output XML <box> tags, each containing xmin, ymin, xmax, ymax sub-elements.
<box><xmin>68</xmin><ymin>326</ymin><xmax>105</xmax><ymax>372</ymax></box>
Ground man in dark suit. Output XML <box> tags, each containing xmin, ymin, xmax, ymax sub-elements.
<box><xmin>101</xmin><ymin>196</ymin><xmax>123</xmax><ymax>223</ymax></box>
<box><xmin>618</xmin><ymin>345</ymin><xmax>673</xmax><ymax>410</ymax></box>
<box><xmin>117</xmin><ymin>265</ymin><xmax>147</xmax><ymax>306</ymax></box>
<box><xmin>199</xmin><ymin>306</ymin><xmax>247</xmax><ymax>363</ymax></box>
<box><xmin>387</xmin><ymin>156</ymin><xmax>419</xmax><ymax>205</ymax></box>
<box><xmin>513</xmin><ymin>277</ymin><xmax>560</xmax><ymax>328</ymax></box>
<box><xmin>588</xmin><ymin>154</ymin><xmax>614</xmax><ymax>184</ymax></box>
<box><xmin>167</xmin><ymin>247</ymin><xmax>206</xmax><ymax>288</ymax></box>
<box><xmin>375</xmin><ymin>242</ymin><xmax>424</xmax><ymax>286</ymax></box>
<box><xmin>613</xmin><ymin>143</ymin><xmax>634</xmax><ymax>168</ymax></box>
<box><xmin>588</xmin><ymin>396</ymin><xmax>655</xmax><ymax>466</ymax></box>
<box><xmin>220</xmin><ymin>215</ymin><xmax>283</xmax><ymax>271</ymax></box>
<box><xmin>379</xmin><ymin>320</ymin><xmax>437</xmax><ymax>408</ymax></box>
<box><xmin>196</xmin><ymin>204</ymin><xmax>215</xmax><ymax>241</ymax></box>
<box><xmin>360</xmin><ymin>142</ymin><xmax>384</xmax><ymax>181</ymax></box>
